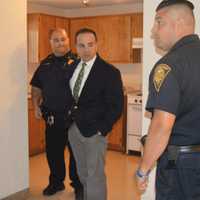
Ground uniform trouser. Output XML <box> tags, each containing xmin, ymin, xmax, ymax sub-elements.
<box><xmin>156</xmin><ymin>151</ymin><xmax>200</xmax><ymax>200</ymax></box>
<box><xmin>68</xmin><ymin>123</ymin><xmax>107</xmax><ymax>200</ymax></box>
<box><xmin>45</xmin><ymin>117</ymin><xmax>81</xmax><ymax>188</ymax></box>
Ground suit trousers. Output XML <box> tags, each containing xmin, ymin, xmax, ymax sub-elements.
<box><xmin>68</xmin><ymin>122</ymin><xmax>107</xmax><ymax>200</ymax></box>
<box><xmin>156</xmin><ymin>151</ymin><xmax>200</xmax><ymax>200</ymax></box>
<box><xmin>45</xmin><ymin>117</ymin><xmax>81</xmax><ymax>188</ymax></box>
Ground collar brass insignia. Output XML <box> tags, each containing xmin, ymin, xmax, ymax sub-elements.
<box><xmin>67</xmin><ymin>59</ymin><xmax>74</xmax><ymax>65</ymax></box>
<box><xmin>153</xmin><ymin>64</ymin><xmax>171</xmax><ymax>92</ymax></box>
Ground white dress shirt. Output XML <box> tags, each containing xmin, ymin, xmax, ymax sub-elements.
<box><xmin>70</xmin><ymin>55</ymin><xmax>97</xmax><ymax>97</ymax></box>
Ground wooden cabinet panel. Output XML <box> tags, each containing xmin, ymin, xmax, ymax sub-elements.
<box><xmin>39</xmin><ymin>14</ymin><xmax>56</xmax><ymax>61</ymax></box>
<box><xmin>98</xmin><ymin>15</ymin><xmax>131</xmax><ymax>63</ymax></box>
<box><xmin>28</xmin><ymin>14</ymin><xmax>40</xmax><ymax>63</ymax></box>
<box><xmin>70</xmin><ymin>15</ymin><xmax>131</xmax><ymax>63</ymax></box>
<box><xmin>55</xmin><ymin>17</ymin><xmax>70</xmax><ymax>33</ymax></box>
<box><xmin>131</xmin><ymin>13</ymin><xmax>143</xmax><ymax>63</ymax></box>
<box><xmin>28</xmin><ymin>99</ymin><xmax>45</xmax><ymax>156</ymax></box>
<box><xmin>107</xmin><ymin>95</ymin><xmax>127</xmax><ymax>152</ymax></box>
<box><xmin>131</xmin><ymin>13</ymin><xmax>143</xmax><ymax>38</ymax></box>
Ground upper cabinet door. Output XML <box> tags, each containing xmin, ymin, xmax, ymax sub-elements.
<box><xmin>28</xmin><ymin>14</ymin><xmax>40</xmax><ymax>63</ymax></box>
<box><xmin>70</xmin><ymin>15</ymin><xmax>131</xmax><ymax>63</ymax></box>
<box><xmin>132</xmin><ymin>13</ymin><xmax>143</xmax><ymax>38</ymax></box>
<box><xmin>39</xmin><ymin>14</ymin><xmax>56</xmax><ymax>61</ymax></box>
<box><xmin>131</xmin><ymin>13</ymin><xmax>143</xmax><ymax>63</ymax></box>
<box><xmin>55</xmin><ymin>17</ymin><xmax>70</xmax><ymax>33</ymax></box>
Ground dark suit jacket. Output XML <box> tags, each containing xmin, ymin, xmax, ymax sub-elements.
<box><xmin>68</xmin><ymin>55</ymin><xmax>124</xmax><ymax>137</ymax></box>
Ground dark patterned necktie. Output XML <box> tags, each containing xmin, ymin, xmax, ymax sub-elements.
<box><xmin>73</xmin><ymin>62</ymin><xmax>86</xmax><ymax>102</ymax></box>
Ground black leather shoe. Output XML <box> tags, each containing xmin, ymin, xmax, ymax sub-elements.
<box><xmin>43</xmin><ymin>183</ymin><xmax>65</xmax><ymax>196</ymax></box>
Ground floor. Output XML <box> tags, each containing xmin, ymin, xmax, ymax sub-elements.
<box><xmin>29</xmin><ymin>150</ymin><xmax>141</xmax><ymax>200</ymax></box>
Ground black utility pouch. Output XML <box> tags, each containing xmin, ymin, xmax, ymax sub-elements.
<box><xmin>166</xmin><ymin>145</ymin><xmax>180</xmax><ymax>169</ymax></box>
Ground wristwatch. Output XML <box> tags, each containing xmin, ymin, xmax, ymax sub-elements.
<box><xmin>135</xmin><ymin>168</ymin><xmax>150</xmax><ymax>179</ymax></box>
<box><xmin>97</xmin><ymin>131</ymin><xmax>102</xmax><ymax>136</ymax></box>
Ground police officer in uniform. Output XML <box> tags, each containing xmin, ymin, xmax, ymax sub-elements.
<box><xmin>30</xmin><ymin>28</ymin><xmax>82</xmax><ymax>198</ymax></box>
<box><xmin>136</xmin><ymin>1</ymin><xmax>200</xmax><ymax>199</ymax></box>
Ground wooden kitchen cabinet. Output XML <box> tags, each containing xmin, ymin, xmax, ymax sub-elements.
<box><xmin>131</xmin><ymin>13</ymin><xmax>143</xmax><ymax>38</ymax></box>
<box><xmin>131</xmin><ymin>13</ymin><xmax>143</xmax><ymax>63</ymax></box>
<box><xmin>70</xmin><ymin>15</ymin><xmax>131</xmax><ymax>63</ymax></box>
<box><xmin>39</xmin><ymin>14</ymin><xmax>56</xmax><ymax>61</ymax></box>
<box><xmin>107</xmin><ymin>95</ymin><xmax>127</xmax><ymax>152</ymax></box>
<box><xmin>28</xmin><ymin>99</ymin><xmax>45</xmax><ymax>156</ymax></box>
<box><xmin>28</xmin><ymin>13</ymin><xmax>143</xmax><ymax>63</ymax></box>
<box><xmin>28</xmin><ymin>14</ymin><xmax>70</xmax><ymax>63</ymax></box>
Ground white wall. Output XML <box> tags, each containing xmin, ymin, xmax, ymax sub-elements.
<box><xmin>28</xmin><ymin>2</ymin><xmax>143</xmax><ymax>17</ymax></box>
<box><xmin>0</xmin><ymin>1</ymin><xmax>28</xmax><ymax>199</ymax></box>
<box><xmin>142</xmin><ymin>1</ymin><xmax>200</xmax><ymax>199</ymax></box>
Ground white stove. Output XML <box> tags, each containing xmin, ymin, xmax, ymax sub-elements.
<box><xmin>126</xmin><ymin>94</ymin><xmax>142</xmax><ymax>153</ymax></box>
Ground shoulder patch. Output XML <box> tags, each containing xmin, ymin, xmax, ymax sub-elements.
<box><xmin>153</xmin><ymin>64</ymin><xmax>171</xmax><ymax>92</ymax></box>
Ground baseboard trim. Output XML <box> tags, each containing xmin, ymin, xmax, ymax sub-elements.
<box><xmin>1</xmin><ymin>188</ymin><xmax>29</xmax><ymax>200</ymax></box>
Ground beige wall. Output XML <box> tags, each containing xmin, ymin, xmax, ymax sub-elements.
<box><xmin>142</xmin><ymin>0</ymin><xmax>200</xmax><ymax>199</ymax></box>
<box><xmin>0</xmin><ymin>1</ymin><xmax>28</xmax><ymax>199</ymax></box>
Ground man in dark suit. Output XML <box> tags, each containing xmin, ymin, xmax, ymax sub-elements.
<box><xmin>67</xmin><ymin>28</ymin><xmax>124</xmax><ymax>200</ymax></box>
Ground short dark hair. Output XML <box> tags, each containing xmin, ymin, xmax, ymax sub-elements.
<box><xmin>75</xmin><ymin>28</ymin><xmax>97</xmax><ymax>43</ymax></box>
<box><xmin>156</xmin><ymin>0</ymin><xmax>194</xmax><ymax>12</ymax></box>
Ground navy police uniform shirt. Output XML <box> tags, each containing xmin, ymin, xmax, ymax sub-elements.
<box><xmin>146</xmin><ymin>34</ymin><xmax>200</xmax><ymax>145</ymax></box>
<box><xmin>30</xmin><ymin>51</ymin><xmax>77</xmax><ymax>112</ymax></box>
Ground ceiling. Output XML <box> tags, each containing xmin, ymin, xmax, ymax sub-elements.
<box><xmin>28</xmin><ymin>0</ymin><xmax>142</xmax><ymax>9</ymax></box>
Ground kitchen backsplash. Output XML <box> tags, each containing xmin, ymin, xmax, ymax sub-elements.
<box><xmin>113</xmin><ymin>63</ymin><xmax>142</xmax><ymax>93</ymax></box>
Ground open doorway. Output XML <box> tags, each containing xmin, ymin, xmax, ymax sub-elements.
<box><xmin>27</xmin><ymin>1</ymin><xmax>142</xmax><ymax>200</ymax></box>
